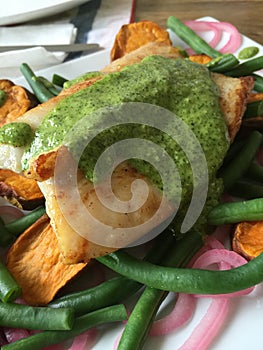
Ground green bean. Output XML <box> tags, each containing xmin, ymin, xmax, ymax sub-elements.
<box><xmin>0</xmin><ymin>89</ymin><xmax>6</xmax><ymax>107</ymax></box>
<box><xmin>20</xmin><ymin>63</ymin><xmax>54</xmax><ymax>103</ymax></box>
<box><xmin>220</xmin><ymin>138</ymin><xmax>245</xmax><ymax>168</ymax></box>
<box><xmin>0</xmin><ymin>260</ymin><xmax>21</xmax><ymax>302</ymax></box>
<box><xmin>206</xmin><ymin>53</ymin><xmax>239</xmax><ymax>73</ymax></box>
<box><xmin>229</xmin><ymin>180</ymin><xmax>263</xmax><ymax>199</ymax></box>
<box><xmin>36</xmin><ymin>76</ymin><xmax>61</xmax><ymax>96</ymax></box>
<box><xmin>5</xmin><ymin>206</ymin><xmax>45</xmax><ymax>235</ymax></box>
<box><xmin>117</xmin><ymin>230</ymin><xmax>203</xmax><ymax>350</ymax></box>
<box><xmin>244</xmin><ymin>100</ymin><xmax>263</xmax><ymax>118</ymax></box>
<box><xmin>118</xmin><ymin>288</ymin><xmax>167</xmax><ymax>350</ymax></box>
<box><xmin>224</xmin><ymin>55</ymin><xmax>263</xmax><ymax>77</ymax></box>
<box><xmin>2</xmin><ymin>304</ymin><xmax>127</xmax><ymax>350</ymax></box>
<box><xmin>97</xmin><ymin>248</ymin><xmax>263</xmax><ymax>295</ymax></box>
<box><xmin>167</xmin><ymin>16</ymin><xmax>221</xmax><ymax>58</ymax></box>
<box><xmin>49</xmin><ymin>276</ymin><xmax>141</xmax><ymax>316</ymax></box>
<box><xmin>219</xmin><ymin>130</ymin><xmax>262</xmax><ymax>190</ymax></box>
<box><xmin>246</xmin><ymin>162</ymin><xmax>263</xmax><ymax>182</ymax></box>
<box><xmin>252</xmin><ymin>74</ymin><xmax>263</xmax><ymax>93</ymax></box>
<box><xmin>207</xmin><ymin>198</ymin><xmax>263</xmax><ymax>225</ymax></box>
<box><xmin>0</xmin><ymin>217</ymin><xmax>15</xmax><ymax>247</ymax></box>
<box><xmin>52</xmin><ymin>74</ymin><xmax>68</xmax><ymax>87</ymax></box>
<box><xmin>0</xmin><ymin>303</ymin><xmax>74</xmax><ymax>330</ymax></box>
<box><xmin>49</xmin><ymin>229</ymin><xmax>175</xmax><ymax>315</ymax></box>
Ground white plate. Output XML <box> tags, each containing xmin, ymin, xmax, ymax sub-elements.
<box><xmin>0</xmin><ymin>0</ymin><xmax>91</xmax><ymax>26</ymax></box>
<box><xmin>8</xmin><ymin>17</ymin><xmax>263</xmax><ymax>350</ymax></box>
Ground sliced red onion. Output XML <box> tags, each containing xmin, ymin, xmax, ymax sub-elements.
<box><xmin>44</xmin><ymin>342</ymin><xmax>65</xmax><ymax>350</ymax></box>
<box><xmin>114</xmin><ymin>329</ymin><xmax>124</xmax><ymax>350</ymax></box>
<box><xmin>187</xmin><ymin>236</ymin><xmax>225</xmax><ymax>267</ymax></box>
<box><xmin>4</xmin><ymin>328</ymin><xmax>30</xmax><ymax>343</ymax></box>
<box><xmin>211</xmin><ymin>224</ymin><xmax>233</xmax><ymax>245</ymax></box>
<box><xmin>69</xmin><ymin>329</ymin><xmax>98</xmax><ymax>350</ymax></box>
<box><xmin>0</xmin><ymin>205</ymin><xmax>24</xmax><ymax>224</ymax></box>
<box><xmin>204</xmin><ymin>235</ymin><xmax>225</xmax><ymax>249</ymax></box>
<box><xmin>0</xmin><ymin>329</ymin><xmax>7</xmax><ymax>346</ymax></box>
<box><xmin>184</xmin><ymin>20</ymin><xmax>242</xmax><ymax>55</ymax></box>
<box><xmin>214</xmin><ymin>22</ymin><xmax>242</xmax><ymax>53</ymax></box>
<box><xmin>192</xmin><ymin>249</ymin><xmax>254</xmax><ymax>297</ymax></box>
<box><xmin>184</xmin><ymin>20</ymin><xmax>222</xmax><ymax>48</ymax></box>
<box><xmin>178</xmin><ymin>297</ymin><xmax>230</xmax><ymax>350</ymax></box>
<box><xmin>150</xmin><ymin>293</ymin><xmax>196</xmax><ymax>336</ymax></box>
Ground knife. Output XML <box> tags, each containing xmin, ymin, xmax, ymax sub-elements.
<box><xmin>0</xmin><ymin>43</ymin><xmax>101</xmax><ymax>53</ymax></box>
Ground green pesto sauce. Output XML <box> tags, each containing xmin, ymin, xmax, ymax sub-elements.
<box><xmin>0</xmin><ymin>122</ymin><xmax>33</xmax><ymax>147</ymax></box>
<box><xmin>238</xmin><ymin>46</ymin><xmax>259</xmax><ymax>60</ymax></box>
<box><xmin>22</xmin><ymin>56</ymin><xmax>229</xmax><ymax>231</ymax></box>
<box><xmin>63</xmin><ymin>71</ymin><xmax>103</xmax><ymax>89</ymax></box>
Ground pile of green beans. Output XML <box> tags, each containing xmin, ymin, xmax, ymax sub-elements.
<box><xmin>167</xmin><ymin>16</ymin><xmax>263</xmax><ymax>90</ymax></box>
<box><xmin>2</xmin><ymin>304</ymin><xmax>127</xmax><ymax>350</ymax></box>
<box><xmin>117</xmin><ymin>230</ymin><xmax>203</xmax><ymax>350</ymax></box>
<box><xmin>20</xmin><ymin>64</ymin><xmax>63</xmax><ymax>103</ymax></box>
<box><xmin>220</xmin><ymin>130</ymin><xmax>262</xmax><ymax>190</ymax></box>
<box><xmin>49</xmin><ymin>228</ymin><xmax>177</xmax><ymax>315</ymax></box>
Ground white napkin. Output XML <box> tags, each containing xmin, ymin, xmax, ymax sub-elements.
<box><xmin>87</xmin><ymin>0</ymin><xmax>134</xmax><ymax>49</ymax></box>
<box><xmin>0</xmin><ymin>23</ymin><xmax>77</xmax><ymax>78</ymax></box>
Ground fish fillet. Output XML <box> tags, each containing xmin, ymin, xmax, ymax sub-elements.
<box><xmin>0</xmin><ymin>42</ymin><xmax>254</xmax><ymax>263</ymax></box>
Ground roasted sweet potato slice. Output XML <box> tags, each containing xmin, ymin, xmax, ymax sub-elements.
<box><xmin>232</xmin><ymin>221</ymin><xmax>263</xmax><ymax>260</ymax></box>
<box><xmin>0</xmin><ymin>169</ymin><xmax>44</xmax><ymax>210</ymax></box>
<box><xmin>7</xmin><ymin>214</ymin><xmax>87</xmax><ymax>305</ymax></box>
<box><xmin>248</xmin><ymin>92</ymin><xmax>263</xmax><ymax>103</ymax></box>
<box><xmin>0</xmin><ymin>80</ymin><xmax>43</xmax><ymax>209</ymax></box>
<box><xmin>188</xmin><ymin>54</ymin><xmax>212</xmax><ymax>64</ymax></box>
<box><xmin>110</xmin><ymin>20</ymin><xmax>173</xmax><ymax>61</ymax></box>
<box><xmin>0</xmin><ymin>80</ymin><xmax>37</xmax><ymax>127</ymax></box>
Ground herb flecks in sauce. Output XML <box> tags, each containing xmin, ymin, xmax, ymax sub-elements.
<box><xmin>0</xmin><ymin>122</ymin><xmax>33</xmax><ymax>147</ymax></box>
<box><xmin>21</xmin><ymin>56</ymin><xmax>229</xmax><ymax>230</ymax></box>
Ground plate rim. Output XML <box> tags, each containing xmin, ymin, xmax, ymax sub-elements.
<box><xmin>0</xmin><ymin>0</ymin><xmax>91</xmax><ymax>26</ymax></box>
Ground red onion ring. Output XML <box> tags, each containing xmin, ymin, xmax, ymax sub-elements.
<box><xmin>214</xmin><ymin>21</ymin><xmax>242</xmax><ymax>54</ymax></box>
<box><xmin>150</xmin><ymin>293</ymin><xmax>196</xmax><ymax>336</ymax></box>
<box><xmin>68</xmin><ymin>329</ymin><xmax>97</xmax><ymax>350</ymax></box>
<box><xmin>184</xmin><ymin>20</ymin><xmax>242</xmax><ymax>54</ymax></box>
<box><xmin>187</xmin><ymin>236</ymin><xmax>225</xmax><ymax>267</ymax></box>
<box><xmin>178</xmin><ymin>297</ymin><xmax>230</xmax><ymax>350</ymax></box>
<box><xmin>114</xmin><ymin>329</ymin><xmax>124</xmax><ymax>350</ymax></box>
<box><xmin>192</xmin><ymin>249</ymin><xmax>254</xmax><ymax>297</ymax></box>
<box><xmin>184</xmin><ymin>20</ymin><xmax>222</xmax><ymax>48</ymax></box>
<box><xmin>0</xmin><ymin>205</ymin><xmax>24</xmax><ymax>224</ymax></box>
<box><xmin>3</xmin><ymin>328</ymin><xmax>30</xmax><ymax>343</ymax></box>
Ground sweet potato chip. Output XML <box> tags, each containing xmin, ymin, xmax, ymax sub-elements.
<box><xmin>7</xmin><ymin>214</ymin><xmax>87</xmax><ymax>305</ymax></box>
<box><xmin>248</xmin><ymin>92</ymin><xmax>263</xmax><ymax>103</ymax></box>
<box><xmin>0</xmin><ymin>169</ymin><xmax>44</xmax><ymax>210</ymax></box>
<box><xmin>110</xmin><ymin>20</ymin><xmax>173</xmax><ymax>61</ymax></box>
<box><xmin>0</xmin><ymin>80</ymin><xmax>37</xmax><ymax>127</ymax></box>
<box><xmin>188</xmin><ymin>54</ymin><xmax>212</xmax><ymax>65</ymax></box>
<box><xmin>232</xmin><ymin>221</ymin><xmax>263</xmax><ymax>260</ymax></box>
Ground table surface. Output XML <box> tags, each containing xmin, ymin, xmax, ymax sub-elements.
<box><xmin>134</xmin><ymin>0</ymin><xmax>263</xmax><ymax>45</ymax></box>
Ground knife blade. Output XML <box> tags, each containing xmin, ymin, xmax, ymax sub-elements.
<box><xmin>0</xmin><ymin>43</ymin><xmax>101</xmax><ymax>53</ymax></box>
